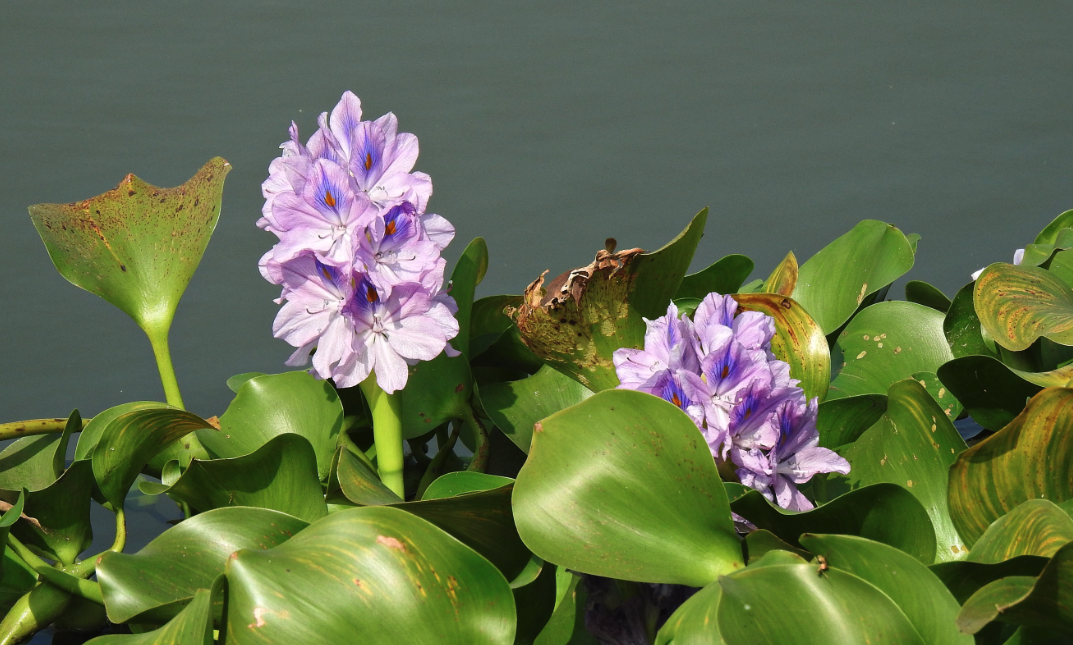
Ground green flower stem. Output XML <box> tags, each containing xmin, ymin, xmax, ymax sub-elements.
<box><xmin>416</xmin><ymin>422</ymin><xmax>460</xmax><ymax>499</ymax></box>
<box><xmin>358</xmin><ymin>376</ymin><xmax>405</xmax><ymax>498</ymax></box>
<box><xmin>0</xmin><ymin>418</ymin><xmax>89</xmax><ymax>442</ymax></box>
<box><xmin>6</xmin><ymin>535</ymin><xmax>48</xmax><ymax>571</ymax></box>
<box><xmin>465</xmin><ymin>410</ymin><xmax>490</xmax><ymax>473</ymax></box>
<box><xmin>0</xmin><ymin>582</ymin><xmax>71</xmax><ymax>645</ymax></box>
<box><xmin>33</xmin><ymin>568</ymin><xmax>103</xmax><ymax>606</ymax></box>
<box><xmin>146</xmin><ymin>325</ymin><xmax>185</xmax><ymax>410</ymax></box>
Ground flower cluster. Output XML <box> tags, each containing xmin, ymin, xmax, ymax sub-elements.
<box><xmin>258</xmin><ymin>92</ymin><xmax>459</xmax><ymax>394</ymax></box>
<box><xmin>613</xmin><ymin>293</ymin><xmax>849</xmax><ymax>511</ymax></box>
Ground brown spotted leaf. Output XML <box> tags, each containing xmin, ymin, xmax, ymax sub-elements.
<box><xmin>733</xmin><ymin>293</ymin><xmax>829</xmax><ymax>402</ymax></box>
<box><xmin>974</xmin><ymin>263</ymin><xmax>1073</xmax><ymax>351</ymax></box>
<box><xmin>762</xmin><ymin>250</ymin><xmax>798</xmax><ymax>296</ymax></box>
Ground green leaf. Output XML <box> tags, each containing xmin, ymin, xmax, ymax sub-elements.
<box><xmin>956</xmin><ymin>542</ymin><xmax>1073</xmax><ymax>636</ymax></box>
<box><xmin>828</xmin><ymin>301</ymin><xmax>953</xmax><ymax>400</ymax></box>
<box><xmin>7</xmin><ymin>460</ymin><xmax>93</xmax><ymax>565</ymax></box>
<box><xmin>0</xmin><ymin>436</ymin><xmax>62</xmax><ymax>492</ymax></box>
<box><xmin>74</xmin><ymin>401</ymin><xmax>169</xmax><ymax>461</ymax></box>
<box><xmin>792</xmin><ymin>220</ymin><xmax>916</xmax><ymax>335</ymax></box>
<box><xmin>842</xmin><ymin>379</ymin><xmax>968</xmax><ymax>561</ymax></box>
<box><xmin>948</xmin><ymin>388</ymin><xmax>1073</xmax><ymax>546</ymax></box>
<box><xmin>1035</xmin><ymin>209</ymin><xmax>1073</xmax><ymax>245</ymax></box>
<box><xmin>395</xmin><ymin>484</ymin><xmax>531</xmax><ymax>581</ymax></box>
<box><xmin>800</xmin><ymin>534</ymin><xmax>972</xmax><ymax>644</ymax></box>
<box><xmin>481</xmin><ymin>365</ymin><xmax>594</xmax><ymax>454</ymax></box>
<box><xmin>514</xmin><ymin>389</ymin><xmax>742</xmax><ymax>586</ymax></box>
<box><xmin>744</xmin><ymin>530</ymin><xmax>810</xmax><ymax>563</ymax></box>
<box><xmin>731</xmin><ymin>483</ymin><xmax>937</xmax><ymax>563</ymax></box>
<box><xmin>734</xmin><ymin>293</ymin><xmax>830</xmax><ymax>402</ymax></box>
<box><xmin>906</xmin><ymin>281</ymin><xmax>952</xmax><ymax>313</ymax></box>
<box><xmin>762</xmin><ymin>251</ymin><xmax>798</xmax><ymax>296</ymax></box>
<box><xmin>332</xmin><ymin>446</ymin><xmax>401</xmax><ymax>506</ymax></box>
<box><xmin>224</xmin><ymin>506</ymin><xmax>516</xmax><ymax>644</ymax></box>
<box><xmin>399</xmin><ymin>353</ymin><xmax>474</xmax><ymax>439</ymax></box>
<box><xmin>197</xmin><ymin>371</ymin><xmax>343</xmax><ymax>480</ymax></box>
<box><xmin>533</xmin><ymin>567</ymin><xmax>597</xmax><ymax>645</ymax></box>
<box><xmin>937</xmin><ymin>356</ymin><xmax>1041</xmax><ymax>431</ymax></box>
<box><xmin>421</xmin><ymin>472</ymin><xmax>514</xmax><ymax>500</ymax></box>
<box><xmin>975</xmin><ymin>263</ymin><xmax>1073</xmax><ymax>352</ymax></box>
<box><xmin>655</xmin><ymin>581</ymin><xmax>725</xmax><ymax>645</ymax></box>
<box><xmin>93</xmin><ymin>408</ymin><xmax>214</xmax><ymax>509</ymax></box>
<box><xmin>512</xmin><ymin>559</ymin><xmax>558</xmax><ymax>645</ymax></box>
<box><xmin>910</xmin><ymin>371</ymin><xmax>963</xmax><ymax>421</ymax></box>
<box><xmin>816</xmin><ymin>394</ymin><xmax>887</xmax><ymax>449</ymax></box>
<box><xmin>471</xmin><ymin>295</ymin><xmax>522</xmax><ymax>356</ymax></box>
<box><xmin>968</xmin><ymin>500</ymin><xmax>1073</xmax><ymax>564</ymax></box>
<box><xmin>143</xmin><ymin>434</ymin><xmax>328</xmax><ymax>523</ymax></box>
<box><xmin>512</xmin><ymin>209</ymin><xmax>707</xmax><ymax>391</ymax></box>
<box><xmin>717</xmin><ymin>564</ymin><xmax>927</xmax><ymax>644</ymax></box>
<box><xmin>675</xmin><ymin>254</ymin><xmax>754</xmax><ymax>300</ymax></box>
<box><xmin>449</xmin><ymin>237</ymin><xmax>489</xmax><ymax>358</ymax></box>
<box><xmin>97</xmin><ymin>507</ymin><xmax>307</xmax><ymax>624</ymax></box>
<box><xmin>930</xmin><ymin>556</ymin><xmax>1049</xmax><ymax>605</ymax></box>
<box><xmin>225</xmin><ymin>372</ymin><xmax>264</xmax><ymax>393</ymax></box>
<box><xmin>86</xmin><ymin>585</ymin><xmax>216</xmax><ymax>644</ymax></box>
<box><xmin>944</xmin><ymin>282</ymin><xmax>998</xmax><ymax>359</ymax></box>
<box><xmin>28</xmin><ymin>158</ymin><xmax>230</xmax><ymax>338</ymax></box>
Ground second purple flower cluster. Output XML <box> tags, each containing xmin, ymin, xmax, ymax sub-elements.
<box><xmin>613</xmin><ymin>293</ymin><xmax>850</xmax><ymax>511</ymax></box>
<box><xmin>258</xmin><ymin>92</ymin><xmax>459</xmax><ymax>394</ymax></box>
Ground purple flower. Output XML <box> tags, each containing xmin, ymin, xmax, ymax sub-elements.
<box><xmin>260</xmin><ymin>92</ymin><xmax>459</xmax><ymax>392</ymax></box>
<box><xmin>612</xmin><ymin>302</ymin><xmax>699</xmax><ymax>391</ymax></box>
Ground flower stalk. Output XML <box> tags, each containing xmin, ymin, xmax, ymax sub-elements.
<box><xmin>146</xmin><ymin>326</ymin><xmax>184</xmax><ymax>410</ymax></box>
<box><xmin>359</xmin><ymin>375</ymin><xmax>406</xmax><ymax>498</ymax></box>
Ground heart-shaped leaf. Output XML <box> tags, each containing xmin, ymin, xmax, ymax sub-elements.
<box><xmin>675</xmin><ymin>254</ymin><xmax>754</xmax><ymax>300</ymax></box>
<box><xmin>96</xmin><ymin>507</ymin><xmax>308</xmax><ymax>624</ymax></box>
<box><xmin>197</xmin><ymin>371</ymin><xmax>343</xmax><ymax>480</ymax></box>
<box><xmin>513</xmin><ymin>389</ymin><xmax>743</xmax><ymax>586</ymax></box>
<box><xmin>841</xmin><ymin>379</ymin><xmax>968</xmax><ymax>561</ymax></box>
<box><xmin>224</xmin><ymin>506</ymin><xmax>516</xmax><ymax>644</ymax></box>
<box><xmin>731</xmin><ymin>483</ymin><xmax>937</xmax><ymax>563</ymax></box>
<box><xmin>967</xmin><ymin>499</ymin><xmax>1073</xmax><ymax>564</ymax></box>
<box><xmin>828</xmin><ymin>301</ymin><xmax>953</xmax><ymax>400</ymax></box>
<box><xmin>481</xmin><ymin>365</ymin><xmax>594</xmax><ymax>454</ymax></box>
<box><xmin>800</xmin><ymin>534</ymin><xmax>972</xmax><ymax>644</ymax></box>
<box><xmin>733</xmin><ymin>293</ymin><xmax>830</xmax><ymax>402</ymax></box>
<box><xmin>975</xmin><ymin>263</ymin><xmax>1073</xmax><ymax>352</ymax></box>
<box><xmin>948</xmin><ymin>388</ymin><xmax>1073</xmax><ymax>546</ymax></box>
<box><xmin>512</xmin><ymin>210</ymin><xmax>707</xmax><ymax>391</ymax></box>
<box><xmin>792</xmin><ymin>220</ymin><xmax>915</xmax><ymax>335</ymax></box>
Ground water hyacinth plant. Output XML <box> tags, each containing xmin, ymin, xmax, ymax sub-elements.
<box><xmin>3</xmin><ymin>92</ymin><xmax>1073</xmax><ymax>644</ymax></box>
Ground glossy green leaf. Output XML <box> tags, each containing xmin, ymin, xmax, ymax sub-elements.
<box><xmin>29</xmin><ymin>158</ymin><xmax>230</xmax><ymax>336</ymax></box>
<box><xmin>0</xmin><ymin>491</ymin><xmax>24</xmax><ymax>584</ymax></box>
<box><xmin>957</xmin><ymin>542</ymin><xmax>1073</xmax><ymax>636</ymax></box>
<box><xmin>975</xmin><ymin>263</ymin><xmax>1073</xmax><ymax>352</ymax></box>
<box><xmin>655</xmin><ymin>581</ymin><xmax>725</xmax><ymax>645</ymax></box>
<box><xmin>1009</xmin><ymin>363</ymin><xmax>1073</xmax><ymax>388</ymax></box>
<box><xmin>717</xmin><ymin>564</ymin><xmax>927</xmax><ymax>644</ymax></box>
<box><xmin>930</xmin><ymin>556</ymin><xmax>1049</xmax><ymax>604</ymax></box>
<box><xmin>0</xmin><ymin>436</ymin><xmax>62</xmax><ymax>493</ymax></box>
<box><xmin>143</xmin><ymin>434</ymin><xmax>327</xmax><ymax>523</ymax></box>
<box><xmin>224</xmin><ymin>506</ymin><xmax>516</xmax><ymax>644</ymax></box>
<box><xmin>842</xmin><ymin>379</ymin><xmax>968</xmax><ymax>561</ymax></box>
<box><xmin>937</xmin><ymin>355</ymin><xmax>1041</xmax><ymax>431</ymax></box>
<box><xmin>332</xmin><ymin>446</ymin><xmax>401</xmax><ymax>506</ymax></box>
<box><xmin>533</xmin><ymin>567</ymin><xmax>597</xmax><ymax>645</ymax></box>
<box><xmin>1021</xmin><ymin>229</ymin><xmax>1073</xmax><ymax>267</ymax></box>
<box><xmin>86</xmin><ymin>586</ymin><xmax>215</xmax><ymax>645</ymax></box>
<box><xmin>471</xmin><ymin>295</ymin><xmax>522</xmax><ymax>356</ymax></box>
<box><xmin>395</xmin><ymin>484</ymin><xmax>531</xmax><ymax>581</ymax></box>
<box><xmin>675</xmin><ymin>253</ymin><xmax>754</xmax><ymax>300</ymax></box>
<box><xmin>225</xmin><ymin>372</ymin><xmax>263</xmax><ymax>393</ymax></box>
<box><xmin>949</xmin><ymin>388</ymin><xmax>1073</xmax><ymax>546</ymax></box>
<box><xmin>816</xmin><ymin>394</ymin><xmax>887</xmax><ymax>449</ymax></box>
<box><xmin>399</xmin><ymin>352</ymin><xmax>474</xmax><ymax>439</ymax></box>
<box><xmin>731</xmin><ymin>483</ymin><xmax>937</xmax><ymax>563</ymax></box>
<box><xmin>481</xmin><ymin>365</ymin><xmax>594</xmax><ymax>454</ymax></box>
<box><xmin>8</xmin><ymin>460</ymin><xmax>93</xmax><ymax>565</ymax></box>
<box><xmin>828</xmin><ymin>301</ymin><xmax>953</xmax><ymax>400</ymax></box>
<box><xmin>75</xmin><ymin>401</ymin><xmax>168</xmax><ymax>462</ymax></box>
<box><xmin>906</xmin><ymin>280</ymin><xmax>952</xmax><ymax>313</ymax></box>
<box><xmin>944</xmin><ymin>282</ymin><xmax>998</xmax><ymax>359</ymax></box>
<box><xmin>910</xmin><ymin>371</ymin><xmax>963</xmax><ymax>421</ymax></box>
<box><xmin>800</xmin><ymin>534</ymin><xmax>972</xmax><ymax>644</ymax></box>
<box><xmin>472</xmin><ymin>325</ymin><xmax>545</xmax><ymax>375</ymax></box>
<box><xmin>512</xmin><ymin>209</ymin><xmax>707</xmax><ymax>391</ymax></box>
<box><xmin>514</xmin><ymin>389</ymin><xmax>743</xmax><ymax>586</ymax></box>
<box><xmin>762</xmin><ymin>250</ymin><xmax>797</xmax><ymax>296</ymax></box>
<box><xmin>197</xmin><ymin>371</ymin><xmax>343</xmax><ymax>480</ymax></box>
<box><xmin>421</xmin><ymin>472</ymin><xmax>514</xmax><ymax>500</ymax></box>
<box><xmin>93</xmin><ymin>408</ymin><xmax>213</xmax><ymax>509</ymax></box>
<box><xmin>96</xmin><ymin>507</ymin><xmax>307</xmax><ymax>625</ymax></box>
<box><xmin>511</xmin><ymin>558</ymin><xmax>557</xmax><ymax>645</ymax></box>
<box><xmin>792</xmin><ymin>220</ymin><xmax>915</xmax><ymax>335</ymax></box>
<box><xmin>1035</xmin><ymin>210</ymin><xmax>1073</xmax><ymax>245</ymax></box>
<box><xmin>734</xmin><ymin>293</ymin><xmax>830</xmax><ymax>402</ymax></box>
<box><xmin>449</xmin><ymin>237</ymin><xmax>489</xmax><ymax>358</ymax></box>
<box><xmin>744</xmin><ymin>530</ymin><xmax>810</xmax><ymax>563</ymax></box>
<box><xmin>0</xmin><ymin>549</ymin><xmax>37</xmax><ymax>612</ymax></box>
<box><xmin>968</xmin><ymin>500</ymin><xmax>1073</xmax><ymax>564</ymax></box>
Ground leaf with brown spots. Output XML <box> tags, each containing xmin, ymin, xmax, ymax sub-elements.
<box><xmin>974</xmin><ymin>262</ymin><xmax>1073</xmax><ymax>352</ymax></box>
<box><xmin>762</xmin><ymin>250</ymin><xmax>798</xmax><ymax>297</ymax></box>
<box><xmin>733</xmin><ymin>293</ymin><xmax>829</xmax><ymax>402</ymax></box>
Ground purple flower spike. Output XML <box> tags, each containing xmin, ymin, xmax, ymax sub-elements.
<box><xmin>260</xmin><ymin>92</ymin><xmax>459</xmax><ymax>392</ymax></box>
<box><xmin>612</xmin><ymin>302</ymin><xmax>698</xmax><ymax>391</ymax></box>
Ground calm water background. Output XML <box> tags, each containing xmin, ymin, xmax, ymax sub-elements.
<box><xmin>3</xmin><ymin>2</ymin><xmax>1073</xmax><ymax>639</ymax></box>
